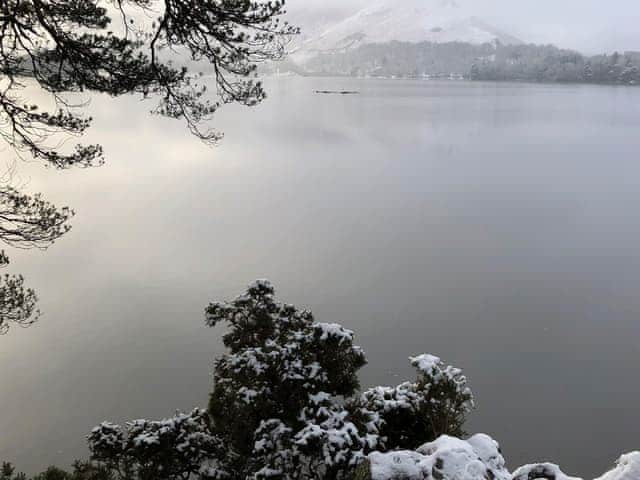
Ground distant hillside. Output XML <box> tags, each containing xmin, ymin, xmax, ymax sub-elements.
<box><xmin>292</xmin><ymin>0</ymin><xmax>522</xmax><ymax>63</ymax></box>
<box><xmin>271</xmin><ymin>0</ymin><xmax>640</xmax><ymax>86</ymax></box>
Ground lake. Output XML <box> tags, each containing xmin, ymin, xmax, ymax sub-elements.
<box><xmin>1</xmin><ymin>77</ymin><xmax>639</xmax><ymax>478</ymax></box>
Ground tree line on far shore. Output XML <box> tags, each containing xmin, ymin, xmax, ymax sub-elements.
<box><xmin>471</xmin><ymin>45</ymin><xmax>640</xmax><ymax>85</ymax></box>
<box><xmin>299</xmin><ymin>41</ymin><xmax>640</xmax><ymax>85</ymax></box>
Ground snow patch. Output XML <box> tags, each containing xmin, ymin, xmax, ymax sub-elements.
<box><xmin>295</xmin><ymin>0</ymin><xmax>521</xmax><ymax>60</ymax></box>
<box><xmin>595</xmin><ymin>452</ymin><xmax>640</xmax><ymax>480</ymax></box>
<box><xmin>315</xmin><ymin>322</ymin><xmax>355</xmax><ymax>343</ymax></box>
<box><xmin>368</xmin><ymin>434</ymin><xmax>510</xmax><ymax>480</ymax></box>
<box><xmin>512</xmin><ymin>463</ymin><xmax>582</xmax><ymax>480</ymax></box>
<box><xmin>409</xmin><ymin>354</ymin><xmax>441</xmax><ymax>374</ymax></box>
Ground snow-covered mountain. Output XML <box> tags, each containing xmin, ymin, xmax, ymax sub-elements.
<box><xmin>293</xmin><ymin>0</ymin><xmax>522</xmax><ymax>60</ymax></box>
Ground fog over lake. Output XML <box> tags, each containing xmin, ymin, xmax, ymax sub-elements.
<box><xmin>1</xmin><ymin>78</ymin><xmax>639</xmax><ymax>478</ymax></box>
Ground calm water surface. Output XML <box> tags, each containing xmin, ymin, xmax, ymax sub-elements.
<box><xmin>1</xmin><ymin>78</ymin><xmax>639</xmax><ymax>478</ymax></box>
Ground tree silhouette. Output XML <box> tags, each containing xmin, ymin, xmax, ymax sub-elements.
<box><xmin>0</xmin><ymin>0</ymin><xmax>297</xmax><ymax>333</ymax></box>
<box><xmin>0</xmin><ymin>185</ymin><xmax>74</xmax><ymax>333</ymax></box>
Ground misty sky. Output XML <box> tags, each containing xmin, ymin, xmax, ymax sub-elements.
<box><xmin>287</xmin><ymin>0</ymin><xmax>640</xmax><ymax>54</ymax></box>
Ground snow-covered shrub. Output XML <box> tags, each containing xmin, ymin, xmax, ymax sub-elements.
<box><xmin>251</xmin><ymin>397</ymin><xmax>369</xmax><ymax>480</ymax></box>
<box><xmin>350</xmin><ymin>355</ymin><xmax>474</xmax><ymax>451</ymax></box>
<box><xmin>87</xmin><ymin>408</ymin><xmax>226</xmax><ymax>480</ymax></box>
<box><xmin>205</xmin><ymin>280</ymin><xmax>368</xmax><ymax>480</ymax></box>
<box><xmin>88</xmin><ymin>280</ymin><xmax>476</xmax><ymax>480</ymax></box>
<box><xmin>360</xmin><ymin>434</ymin><xmax>510</xmax><ymax>480</ymax></box>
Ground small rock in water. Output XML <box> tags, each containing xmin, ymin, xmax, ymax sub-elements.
<box><xmin>314</xmin><ymin>90</ymin><xmax>360</xmax><ymax>95</ymax></box>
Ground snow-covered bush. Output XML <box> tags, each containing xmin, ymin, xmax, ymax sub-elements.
<box><xmin>205</xmin><ymin>280</ymin><xmax>368</xmax><ymax>480</ymax></box>
<box><xmin>88</xmin><ymin>280</ymin><xmax>475</xmax><ymax>480</ymax></box>
<box><xmin>87</xmin><ymin>408</ymin><xmax>226</xmax><ymax>480</ymax></box>
<box><xmin>360</xmin><ymin>434</ymin><xmax>510</xmax><ymax>480</ymax></box>
<box><xmin>350</xmin><ymin>354</ymin><xmax>474</xmax><ymax>451</ymax></box>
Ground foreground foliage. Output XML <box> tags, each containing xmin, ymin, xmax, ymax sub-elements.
<box><xmin>88</xmin><ymin>409</ymin><xmax>221</xmax><ymax>480</ymax></box>
<box><xmin>3</xmin><ymin>283</ymin><xmax>639</xmax><ymax>478</ymax></box>
<box><xmin>6</xmin><ymin>447</ymin><xmax>640</xmax><ymax>480</ymax></box>
<box><xmin>350</xmin><ymin>354</ymin><xmax>474</xmax><ymax>452</ymax></box>
<box><xmin>87</xmin><ymin>280</ymin><xmax>474</xmax><ymax>480</ymax></box>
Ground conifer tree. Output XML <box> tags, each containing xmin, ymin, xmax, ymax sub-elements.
<box><xmin>88</xmin><ymin>409</ymin><xmax>224</xmax><ymax>480</ymax></box>
<box><xmin>205</xmin><ymin>280</ymin><xmax>368</xmax><ymax>480</ymax></box>
<box><xmin>349</xmin><ymin>354</ymin><xmax>474</xmax><ymax>452</ymax></box>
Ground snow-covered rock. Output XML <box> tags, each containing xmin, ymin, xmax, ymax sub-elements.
<box><xmin>595</xmin><ymin>452</ymin><xmax>640</xmax><ymax>480</ymax></box>
<box><xmin>365</xmin><ymin>434</ymin><xmax>510</xmax><ymax>480</ymax></box>
<box><xmin>511</xmin><ymin>452</ymin><xmax>640</xmax><ymax>480</ymax></box>
<box><xmin>511</xmin><ymin>463</ymin><xmax>582</xmax><ymax>480</ymax></box>
<box><xmin>295</xmin><ymin>0</ymin><xmax>521</xmax><ymax>60</ymax></box>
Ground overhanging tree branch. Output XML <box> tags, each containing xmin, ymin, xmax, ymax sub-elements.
<box><xmin>0</xmin><ymin>0</ymin><xmax>298</xmax><ymax>334</ymax></box>
<box><xmin>1</xmin><ymin>0</ymin><xmax>298</xmax><ymax>164</ymax></box>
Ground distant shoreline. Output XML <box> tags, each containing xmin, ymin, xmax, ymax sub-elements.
<box><xmin>263</xmin><ymin>72</ymin><xmax>640</xmax><ymax>89</ymax></box>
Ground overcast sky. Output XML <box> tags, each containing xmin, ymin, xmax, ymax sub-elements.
<box><xmin>286</xmin><ymin>0</ymin><xmax>640</xmax><ymax>54</ymax></box>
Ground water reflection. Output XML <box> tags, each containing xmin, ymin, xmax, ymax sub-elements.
<box><xmin>1</xmin><ymin>78</ymin><xmax>639</xmax><ymax>478</ymax></box>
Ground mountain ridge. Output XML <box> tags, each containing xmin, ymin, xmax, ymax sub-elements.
<box><xmin>293</xmin><ymin>0</ymin><xmax>522</xmax><ymax>61</ymax></box>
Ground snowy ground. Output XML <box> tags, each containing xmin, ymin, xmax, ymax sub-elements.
<box><xmin>367</xmin><ymin>435</ymin><xmax>640</xmax><ymax>480</ymax></box>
